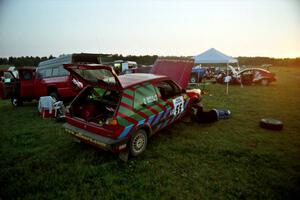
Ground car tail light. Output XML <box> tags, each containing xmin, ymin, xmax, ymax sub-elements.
<box><xmin>103</xmin><ymin>118</ymin><xmax>121</xmax><ymax>134</ymax></box>
<box><xmin>105</xmin><ymin>118</ymin><xmax>118</xmax><ymax>125</ymax></box>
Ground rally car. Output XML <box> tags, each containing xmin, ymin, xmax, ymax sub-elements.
<box><xmin>63</xmin><ymin>60</ymin><xmax>201</xmax><ymax>158</ymax></box>
<box><xmin>238</xmin><ymin>68</ymin><xmax>276</xmax><ymax>85</ymax></box>
<box><xmin>216</xmin><ymin>66</ymin><xmax>276</xmax><ymax>86</ymax></box>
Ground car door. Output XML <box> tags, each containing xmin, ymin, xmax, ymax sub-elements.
<box><xmin>19</xmin><ymin>69</ymin><xmax>35</xmax><ymax>98</ymax></box>
<box><xmin>151</xmin><ymin>80</ymin><xmax>186</xmax><ymax>131</ymax></box>
<box><xmin>0</xmin><ymin>70</ymin><xmax>17</xmax><ymax>99</ymax></box>
<box><xmin>129</xmin><ymin>82</ymin><xmax>161</xmax><ymax>129</ymax></box>
<box><xmin>126</xmin><ymin>81</ymin><xmax>181</xmax><ymax>134</ymax></box>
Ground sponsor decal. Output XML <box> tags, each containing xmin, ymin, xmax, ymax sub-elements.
<box><xmin>143</xmin><ymin>94</ymin><xmax>158</xmax><ymax>105</ymax></box>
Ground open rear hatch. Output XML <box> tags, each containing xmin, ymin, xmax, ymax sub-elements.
<box><xmin>64</xmin><ymin>64</ymin><xmax>122</xmax><ymax>90</ymax></box>
<box><xmin>64</xmin><ymin>64</ymin><xmax>122</xmax><ymax>131</ymax></box>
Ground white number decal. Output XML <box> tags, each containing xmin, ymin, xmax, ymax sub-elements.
<box><xmin>172</xmin><ymin>96</ymin><xmax>184</xmax><ymax>116</ymax></box>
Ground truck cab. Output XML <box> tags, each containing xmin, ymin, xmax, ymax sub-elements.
<box><xmin>1</xmin><ymin>53</ymin><xmax>102</xmax><ymax>106</ymax></box>
<box><xmin>0</xmin><ymin>67</ymin><xmax>36</xmax><ymax>106</ymax></box>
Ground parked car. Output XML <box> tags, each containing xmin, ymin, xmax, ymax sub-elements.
<box><xmin>189</xmin><ymin>67</ymin><xmax>206</xmax><ymax>83</ymax></box>
<box><xmin>0</xmin><ymin>53</ymin><xmax>101</xmax><ymax>106</ymax></box>
<box><xmin>239</xmin><ymin>68</ymin><xmax>276</xmax><ymax>85</ymax></box>
<box><xmin>216</xmin><ymin>67</ymin><xmax>276</xmax><ymax>86</ymax></box>
<box><xmin>189</xmin><ymin>66</ymin><xmax>215</xmax><ymax>84</ymax></box>
<box><xmin>63</xmin><ymin>63</ymin><xmax>201</xmax><ymax>158</ymax></box>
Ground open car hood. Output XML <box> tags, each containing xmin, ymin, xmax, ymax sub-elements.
<box><xmin>64</xmin><ymin>64</ymin><xmax>122</xmax><ymax>90</ymax></box>
<box><xmin>150</xmin><ymin>58</ymin><xmax>194</xmax><ymax>89</ymax></box>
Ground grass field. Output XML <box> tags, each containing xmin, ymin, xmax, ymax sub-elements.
<box><xmin>1</xmin><ymin>66</ymin><xmax>300</xmax><ymax>200</ymax></box>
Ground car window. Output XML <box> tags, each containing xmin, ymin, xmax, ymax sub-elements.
<box><xmin>4</xmin><ymin>72</ymin><xmax>14</xmax><ymax>79</ymax></box>
<box><xmin>87</xmin><ymin>87</ymin><xmax>106</xmax><ymax>100</ymax></box>
<box><xmin>52</xmin><ymin>67</ymin><xmax>59</xmax><ymax>77</ymax></box>
<box><xmin>20</xmin><ymin>70</ymin><xmax>33</xmax><ymax>80</ymax></box>
<box><xmin>156</xmin><ymin>80</ymin><xmax>181</xmax><ymax>99</ymax></box>
<box><xmin>37</xmin><ymin>69</ymin><xmax>45</xmax><ymax>79</ymax></box>
<box><xmin>37</xmin><ymin>66</ymin><xmax>69</xmax><ymax>79</ymax></box>
<box><xmin>133</xmin><ymin>83</ymin><xmax>158</xmax><ymax>110</ymax></box>
<box><xmin>58</xmin><ymin>66</ymin><xmax>69</xmax><ymax>76</ymax></box>
<box><xmin>1</xmin><ymin>72</ymin><xmax>15</xmax><ymax>83</ymax></box>
<box><xmin>73</xmin><ymin>68</ymin><xmax>117</xmax><ymax>86</ymax></box>
<box><xmin>45</xmin><ymin>69</ymin><xmax>52</xmax><ymax>77</ymax></box>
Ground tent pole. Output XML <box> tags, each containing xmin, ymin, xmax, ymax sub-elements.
<box><xmin>238</xmin><ymin>61</ymin><xmax>243</xmax><ymax>88</ymax></box>
<box><xmin>226</xmin><ymin>63</ymin><xmax>229</xmax><ymax>95</ymax></box>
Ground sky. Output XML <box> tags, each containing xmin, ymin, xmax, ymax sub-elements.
<box><xmin>0</xmin><ymin>0</ymin><xmax>299</xmax><ymax>58</ymax></box>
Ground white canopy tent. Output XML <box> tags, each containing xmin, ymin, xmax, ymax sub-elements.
<box><xmin>194</xmin><ymin>48</ymin><xmax>238</xmax><ymax>64</ymax></box>
<box><xmin>194</xmin><ymin>48</ymin><xmax>240</xmax><ymax>94</ymax></box>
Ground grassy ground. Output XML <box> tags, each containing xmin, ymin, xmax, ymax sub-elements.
<box><xmin>1</xmin><ymin>66</ymin><xmax>300</xmax><ymax>200</ymax></box>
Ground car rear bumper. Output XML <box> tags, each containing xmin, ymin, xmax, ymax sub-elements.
<box><xmin>63</xmin><ymin>123</ymin><xmax>128</xmax><ymax>152</ymax></box>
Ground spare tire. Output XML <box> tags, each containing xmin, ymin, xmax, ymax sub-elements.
<box><xmin>260</xmin><ymin>118</ymin><xmax>283</xmax><ymax>130</ymax></box>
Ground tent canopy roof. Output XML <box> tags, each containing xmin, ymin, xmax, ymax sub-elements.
<box><xmin>194</xmin><ymin>48</ymin><xmax>238</xmax><ymax>64</ymax></box>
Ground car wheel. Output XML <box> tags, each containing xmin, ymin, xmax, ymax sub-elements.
<box><xmin>49</xmin><ymin>92</ymin><xmax>59</xmax><ymax>101</ymax></box>
<box><xmin>11</xmin><ymin>97</ymin><xmax>22</xmax><ymax>107</ymax></box>
<box><xmin>130</xmin><ymin>129</ymin><xmax>148</xmax><ymax>156</ymax></box>
<box><xmin>260</xmin><ymin>79</ymin><xmax>269</xmax><ymax>86</ymax></box>
<box><xmin>190</xmin><ymin>75</ymin><xmax>197</xmax><ymax>83</ymax></box>
<box><xmin>260</xmin><ymin>118</ymin><xmax>283</xmax><ymax>131</ymax></box>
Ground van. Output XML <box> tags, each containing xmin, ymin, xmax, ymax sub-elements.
<box><xmin>35</xmin><ymin>53</ymin><xmax>101</xmax><ymax>101</ymax></box>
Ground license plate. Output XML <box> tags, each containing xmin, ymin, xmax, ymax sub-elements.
<box><xmin>65</xmin><ymin>128</ymin><xmax>107</xmax><ymax>148</ymax></box>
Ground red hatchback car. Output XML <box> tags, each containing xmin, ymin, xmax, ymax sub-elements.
<box><xmin>63</xmin><ymin>61</ymin><xmax>201</xmax><ymax>158</ymax></box>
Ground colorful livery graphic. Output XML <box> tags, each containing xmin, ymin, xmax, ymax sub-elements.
<box><xmin>63</xmin><ymin>62</ymin><xmax>201</xmax><ymax>158</ymax></box>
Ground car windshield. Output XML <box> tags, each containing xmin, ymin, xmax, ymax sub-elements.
<box><xmin>73</xmin><ymin>69</ymin><xmax>116</xmax><ymax>85</ymax></box>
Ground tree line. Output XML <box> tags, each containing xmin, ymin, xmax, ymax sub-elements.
<box><xmin>0</xmin><ymin>54</ymin><xmax>299</xmax><ymax>67</ymax></box>
<box><xmin>237</xmin><ymin>56</ymin><xmax>300</xmax><ymax>67</ymax></box>
<box><xmin>0</xmin><ymin>54</ymin><xmax>158</xmax><ymax>68</ymax></box>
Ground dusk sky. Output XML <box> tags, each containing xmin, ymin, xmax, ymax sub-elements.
<box><xmin>0</xmin><ymin>0</ymin><xmax>299</xmax><ymax>58</ymax></box>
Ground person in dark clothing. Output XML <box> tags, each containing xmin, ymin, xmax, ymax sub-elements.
<box><xmin>196</xmin><ymin>106</ymin><xmax>230</xmax><ymax>123</ymax></box>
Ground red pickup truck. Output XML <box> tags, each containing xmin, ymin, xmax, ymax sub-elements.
<box><xmin>0</xmin><ymin>53</ymin><xmax>101</xmax><ymax>106</ymax></box>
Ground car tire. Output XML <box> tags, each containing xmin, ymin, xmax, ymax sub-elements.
<box><xmin>130</xmin><ymin>129</ymin><xmax>148</xmax><ymax>157</ymax></box>
<box><xmin>49</xmin><ymin>92</ymin><xmax>59</xmax><ymax>101</ymax></box>
<box><xmin>260</xmin><ymin>79</ymin><xmax>269</xmax><ymax>86</ymax></box>
<box><xmin>260</xmin><ymin>118</ymin><xmax>283</xmax><ymax>131</ymax></box>
<box><xmin>11</xmin><ymin>96</ymin><xmax>22</xmax><ymax>107</ymax></box>
<box><xmin>190</xmin><ymin>75</ymin><xmax>197</xmax><ymax>83</ymax></box>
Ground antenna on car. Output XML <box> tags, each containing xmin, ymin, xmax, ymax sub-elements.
<box><xmin>96</xmin><ymin>34</ymin><xmax>103</xmax><ymax>64</ymax></box>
